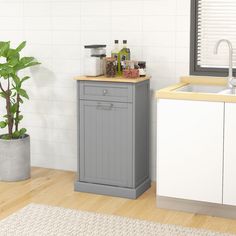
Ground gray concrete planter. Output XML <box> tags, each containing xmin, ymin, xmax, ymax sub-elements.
<box><xmin>0</xmin><ymin>135</ymin><xmax>31</xmax><ymax>182</ymax></box>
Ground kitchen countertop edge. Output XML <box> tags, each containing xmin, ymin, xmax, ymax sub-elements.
<box><xmin>155</xmin><ymin>76</ymin><xmax>236</xmax><ymax>103</ymax></box>
<box><xmin>74</xmin><ymin>75</ymin><xmax>151</xmax><ymax>83</ymax></box>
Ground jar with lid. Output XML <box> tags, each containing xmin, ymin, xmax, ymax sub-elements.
<box><xmin>105</xmin><ymin>57</ymin><xmax>117</xmax><ymax>77</ymax></box>
<box><xmin>123</xmin><ymin>60</ymin><xmax>139</xmax><ymax>78</ymax></box>
<box><xmin>138</xmin><ymin>61</ymin><xmax>146</xmax><ymax>77</ymax></box>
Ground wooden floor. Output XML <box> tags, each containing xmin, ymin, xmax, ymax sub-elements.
<box><xmin>0</xmin><ymin>168</ymin><xmax>236</xmax><ymax>234</ymax></box>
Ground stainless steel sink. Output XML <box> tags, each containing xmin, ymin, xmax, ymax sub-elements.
<box><xmin>218</xmin><ymin>88</ymin><xmax>236</xmax><ymax>95</ymax></box>
<box><xmin>175</xmin><ymin>84</ymin><xmax>226</xmax><ymax>94</ymax></box>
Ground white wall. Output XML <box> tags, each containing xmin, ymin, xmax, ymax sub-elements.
<box><xmin>0</xmin><ymin>0</ymin><xmax>190</xmax><ymax>180</ymax></box>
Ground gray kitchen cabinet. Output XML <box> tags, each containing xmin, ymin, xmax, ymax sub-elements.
<box><xmin>75</xmin><ymin>77</ymin><xmax>151</xmax><ymax>199</ymax></box>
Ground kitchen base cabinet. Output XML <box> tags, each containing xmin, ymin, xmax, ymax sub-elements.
<box><xmin>75</xmin><ymin>78</ymin><xmax>151</xmax><ymax>199</ymax></box>
<box><xmin>157</xmin><ymin>99</ymin><xmax>224</xmax><ymax>204</ymax></box>
<box><xmin>155</xmin><ymin>76</ymin><xmax>236</xmax><ymax>218</ymax></box>
<box><xmin>156</xmin><ymin>98</ymin><xmax>236</xmax><ymax>218</ymax></box>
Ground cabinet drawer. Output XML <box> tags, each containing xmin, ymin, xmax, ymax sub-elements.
<box><xmin>80</xmin><ymin>81</ymin><xmax>133</xmax><ymax>103</ymax></box>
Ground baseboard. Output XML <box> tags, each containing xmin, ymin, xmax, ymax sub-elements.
<box><xmin>74</xmin><ymin>178</ymin><xmax>151</xmax><ymax>199</ymax></box>
<box><xmin>157</xmin><ymin>195</ymin><xmax>236</xmax><ymax>219</ymax></box>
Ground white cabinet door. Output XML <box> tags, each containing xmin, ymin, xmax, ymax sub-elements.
<box><xmin>157</xmin><ymin>99</ymin><xmax>224</xmax><ymax>204</ymax></box>
<box><xmin>223</xmin><ymin>103</ymin><xmax>236</xmax><ymax>206</ymax></box>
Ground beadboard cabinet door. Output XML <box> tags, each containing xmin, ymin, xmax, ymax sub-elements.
<box><xmin>223</xmin><ymin>103</ymin><xmax>236</xmax><ymax>206</ymax></box>
<box><xmin>157</xmin><ymin>99</ymin><xmax>224</xmax><ymax>204</ymax></box>
<box><xmin>79</xmin><ymin>100</ymin><xmax>133</xmax><ymax>188</ymax></box>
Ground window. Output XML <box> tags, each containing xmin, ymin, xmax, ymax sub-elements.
<box><xmin>190</xmin><ymin>0</ymin><xmax>236</xmax><ymax>76</ymax></box>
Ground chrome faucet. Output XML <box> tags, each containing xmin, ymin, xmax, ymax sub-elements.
<box><xmin>214</xmin><ymin>39</ymin><xmax>235</xmax><ymax>88</ymax></box>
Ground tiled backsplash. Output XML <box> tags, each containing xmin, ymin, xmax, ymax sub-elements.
<box><xmin>0</xmin><ymin>0</ymin><xmax>190</xmax><ymax>180</ymax></box>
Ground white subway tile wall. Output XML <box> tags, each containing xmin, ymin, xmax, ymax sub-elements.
<box><xmin>0</xmin><ymin>0</ymin><xmax>190</xmax><ymax>180</ymax></box>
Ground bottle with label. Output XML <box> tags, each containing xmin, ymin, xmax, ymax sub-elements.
<box><xmin>111</xmin><ymin>40</ymin><xmax>120</xmax><ymax>75</ymax></box>
<box><xmin>119</xmin><ymin>40</ymin><xmax>130</xmax><ymax>75</ymax></box>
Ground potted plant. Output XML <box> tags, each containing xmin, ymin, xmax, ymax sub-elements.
<box><xmin>0</xmin><ymin>41</ymin><xmax>40</xmax><ymax>181</ymax></box>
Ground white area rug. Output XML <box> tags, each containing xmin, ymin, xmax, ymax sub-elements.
<box><xmin>0</xmin><ymin>203</ymin><xmax>234</xmax><ymax>236</ymax></box>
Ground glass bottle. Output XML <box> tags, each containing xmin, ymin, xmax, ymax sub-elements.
<box><xmin>119</xmin><ymin>40</ymin><xmax>130</xmax><ymax>75</ymax></box>
<box><xmin>111</xmin><ymin>40</ymin><xmax>120</xmax><ymax>76</ymax></box>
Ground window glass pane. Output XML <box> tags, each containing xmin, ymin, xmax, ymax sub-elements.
<box><xmin>197</xmin><ymin>0</ymin><xmax>236</xmax><ymax>69</ymax></box>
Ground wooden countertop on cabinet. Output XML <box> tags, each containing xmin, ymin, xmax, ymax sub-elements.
<box><xmin>74</xmin><ymin>75</ymin><xmax>151</xmax><ymax>83</ymax></box>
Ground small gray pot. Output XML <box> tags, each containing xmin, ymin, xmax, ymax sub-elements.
<box><xmin>0</xmin><ymin>135</ymin><xmax>31</xmax><ymax>182</ymax></box>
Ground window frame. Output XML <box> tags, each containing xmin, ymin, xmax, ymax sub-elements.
<box><xmin>190</xmin><ymin>0</ymin><xmax>233</xmax><ymax>76</ymax></box>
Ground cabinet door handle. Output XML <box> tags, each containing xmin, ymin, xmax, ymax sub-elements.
<box><xmin>97</xmin><ymin>103</ymin><xmax>114</xmax><ymax>110</ymax></box>
<box><xmin>103</xmin><ymin>89</ymin><xmax>108</xmax><ymax>95</ymax></box>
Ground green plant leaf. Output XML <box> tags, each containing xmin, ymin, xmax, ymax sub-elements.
<box><xmin>7</xmin><ymin>49</ymin><xmax>20</xmax><ymax>62</ymax></box>
<box><xmin>1</xmin><ymin>134</ymin><xmax>10</xmax><ymax>140</ymax></box>
<box><xmin>8</xmin><ymin>57</ymin><xmax>19</xmax><ymax>67</ymax></box>
<box><xmin>15</xmin><ymin>41</ymin><xmax>26</xmax><ymax>53</ymax></box>
<box><xmin>0</xmin><ymin>92</ymin><xmax>6</xmax><ymax>98</ymax></box>
<box><xmin>0</xmin><ymin>41</ymin><xmax>10</xmax><ymax>57</ymax></box>
<box><xmin>15</xmin><ymin>115</ymin><xmax>23</xmax><ymax>123</ymax></box>
<box><xmin>0</xmin><ymin>66</ymin><xmax>14</xmax><ymax>77</ymax></box>
<box><xmin>19</xmin><ymin>128</ymin><xmax>27</xmax><ymax>136</ymax></box>
<box><xmin>14</xmin><ymin>58</ymin><xmax>40</xmax><ymax>71</ymax></box>
<box><xmin>0</xmin><ymin>121</ymin><xmax>7</xmax><ymax>128</ymax></box>
<box><xmin>11</xmin><ymin>92</ymin><xmax>16</xmax><ymax>97</ymax></box>
<box><xmin>18</xmin><ymin>88</ymin><xmax>29</xmax><ymax>99</ymax></box>
<box><xmin>0</xmin><ymin>63</ymin><xmax>8</xmax><ymax>69</ymax></box>
<box><xmin>12</xmin><ymin>131</ymin><xmax>20</xmax><ymax>139</ymax></box>
<box><xmin>0</xmin><ymin>70</ymin><xmax>8</xmax><ymax>78</ymax></box>
<box><xmin>20</xmin><ymin>76</ymin><xmax>30</xmax><ymax>84</ymax></box>
<box><xmin>21</xmin><ymin>57</ymin><xmax>35</xmax><ymax>64</ymax></box>
<box><xmin>18</xmin><ymin>115</ymin><xmax>23</xmax><ymax>121</ymax></box>
<box><xmin>10</xmin><ymin>104</ymin><xmax>18</xmax><ymax>114</ymax></box>
<box><xmin>19</xmin><ymin>97</ymin><xmax>24</xmax><ymax>104</ymax></box>
<box><xmin>12</xmin><ymin>74</ymin><xmax>21</xmax><ymax>87</ymax></box>
<box><xmin>26</xmin><ymin>61</ymin><xmax>41</xmax><ymax>67</ymax></box>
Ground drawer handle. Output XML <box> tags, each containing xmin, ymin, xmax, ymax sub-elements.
<box><xmin>103</xmin><ymin>89</ymin><xmax>108</xmax><ymax>95</ymax></box>
<box><xmin>97</xmin><ymin>103</ymin><xmax>114</xmax><ymax>110</ymax></box>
